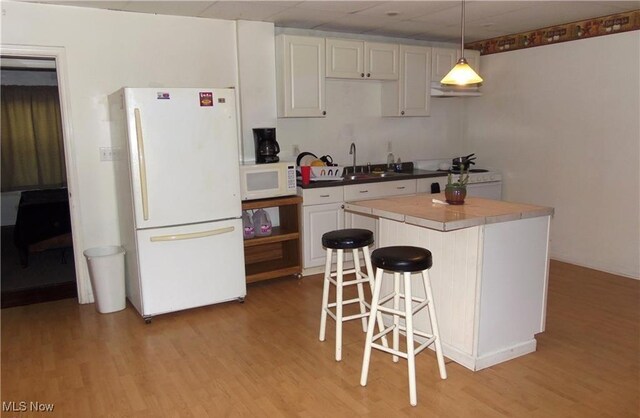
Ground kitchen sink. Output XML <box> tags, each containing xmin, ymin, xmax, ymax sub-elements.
<box><xmin>369</xmin><ymin>171</ymin><xmax>407</xmax><ymax>178</ymax></box>
<box><xmin>345</xmin><ymin>173</ymin><xmax>372</xmax><ymax>180</ymax></box>
<box><xmin>344</xmin><ymin>171</ymin><xmax>409</xmax><ymax>181</ymax></box>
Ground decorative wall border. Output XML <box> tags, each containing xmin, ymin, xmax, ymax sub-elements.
<box><xmin>466</xmin><ymin>10</ymin><xmax>640</xmax><ymax>55</ymax></box>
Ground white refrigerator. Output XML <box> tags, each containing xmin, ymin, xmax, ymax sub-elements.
<box><xmin>109</xmin><ymin>88</ymin><xmax>246</xmax><ymax>322</ymax></box>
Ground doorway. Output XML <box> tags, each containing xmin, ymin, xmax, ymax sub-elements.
<box><xmin>1</xmin><ymin>56</ymin><xmax>77</xmax><ymax>308</ymax></box>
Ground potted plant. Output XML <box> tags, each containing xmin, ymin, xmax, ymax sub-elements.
<box><xmin>445</xmin><ymin>167</ymin><xmax>469</xmax><ymax>205</ymax></box>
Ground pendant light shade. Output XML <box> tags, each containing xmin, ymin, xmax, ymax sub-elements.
<box><xmin>440</xmin><ymin>58</ymin><xmax>483</xmax><ymax>85</ymax></box>
<box><xmin>441</xmin><ymin>0</ymin><xmax>483</xmax><ymax>86</ymax></box>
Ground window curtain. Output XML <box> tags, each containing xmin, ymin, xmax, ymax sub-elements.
<box><xmin>1</xmin><ymin>85</ymin><xmax>67</xmax><ymax>192</ymax></box>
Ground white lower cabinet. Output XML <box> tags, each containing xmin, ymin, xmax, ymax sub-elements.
<box><xmin>301</xmin><ymin>187</ymin><xmax>344</xmax><ymax>269</ymax></box>
<box><xmin>303</xmin><ymin>202</ymin><xmax>344</xmax><ymax>269</ymax></box>
<box><xmin>301</xmin><ymin>179</ymin><xmax>418</xmax><ymax>271</ymax></box>
<box><xmin>344</xmin><ymin>210</ymin><xmax>379</xmax><ymax>251</ymax></box>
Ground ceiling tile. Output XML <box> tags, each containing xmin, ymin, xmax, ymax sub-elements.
<box><xmin>122</xmin><ymin>1</ymin><xmax>213</xmax><ymax>17</ymax></box>
<box><xmin>267</xmin><ymin>7</ymin><xmax>347</xmax><ymax>29</ymax></box>
<box><xmin>295</xmin><ymin>1</ymin><xmax>381</xmax><ymax>14</ymax></box>
<box><xmin>199</xmin><ymin>1</ymin><xmax>294</xmax><ymax>20</ymax></box>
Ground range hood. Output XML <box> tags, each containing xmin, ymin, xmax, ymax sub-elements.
<box><xmin>430</xmin><ymin>81</ymin><xmax>482</xmax><ymax>97</ymax></box>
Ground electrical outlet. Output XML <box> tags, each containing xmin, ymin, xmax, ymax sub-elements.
<box><xmin>100</xmin><ymin>147</ymin><xmax>115</xmax><ymax>161</ymax></box>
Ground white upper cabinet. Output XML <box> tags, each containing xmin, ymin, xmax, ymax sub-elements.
<box><xmin>431</xmin><ymin>47</ymin><xmax>458</xmax><ymax>82</ymax></box>
<box><xmin>460</xmin><ymin>49</ymin><xmax>481</xmax><ymax>74</ymax></box>
<box><xmin>326</xmin><ymin>38</ymin><xmax>364</xmax><ymax>78</ymax></box>
<box><xmin>276</xmin><ymin>34</ymin><xmax>326</xmax><ymax>118</ymax></box>
<box><xmin>382</xmin><ymin>45</ymin><xmax>431</xmax><ymax>117</ymax></box>
<box><xmin>431</xmin><ymin>47</ymin><xmax>481</xmax><ymax>82</ymax></box>
<box><xmin>326</xmin><ymin>38</ymin><xmax>398</xmax><ymax>80</ymax></box>
<box><xmin>365</xmin><ymin>42</ymin><xmax>399</xmax><ymax>80</ymax></box>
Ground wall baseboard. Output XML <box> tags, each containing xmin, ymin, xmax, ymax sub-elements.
<box><xmin>550</xmin><ymin>256</ymin><xmax>639</xmax><ymax>280</ymax></box>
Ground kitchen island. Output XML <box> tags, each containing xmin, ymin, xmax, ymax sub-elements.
<box><xmin>344</xmin><ymin>193</ymin><xmax>554</xmax><ymax>371</ymax></box>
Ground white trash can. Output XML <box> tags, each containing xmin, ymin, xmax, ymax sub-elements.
<box><xmin>83</xmin><ymin>246</ymin><xmax>126</xmax><ymax>314</ymax></box>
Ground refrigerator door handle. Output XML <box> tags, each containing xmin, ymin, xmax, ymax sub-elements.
<box><xmin>134</xmin><ymin>108</ymin><xmax>150</xmax><ymax>220</ymax></box>
<box><xmin>149</xmin><ymin>226</ymin><xmax>235</xmax><ymax>242</ymax></box>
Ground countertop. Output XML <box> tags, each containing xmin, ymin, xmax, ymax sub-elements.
<box><xmin>299</xmin><ymin>168</ymin><xmax>448</xmax><ymax>189</ymax></box>
<box><xmin>344</xmin><ymin>193</ymin><xmax>554</xmax><ymax>232</ymax></box>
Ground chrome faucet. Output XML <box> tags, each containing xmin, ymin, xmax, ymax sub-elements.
<box><xmin>349</xmin><ymin>142</ymin><xmax>357</xmax><ymax>173</ymax></box>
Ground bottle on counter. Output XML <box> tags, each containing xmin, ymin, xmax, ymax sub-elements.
<box><xmin>386</xmin><ymin>141</ymin><xmax>395</xmax><ymax>169</ymax></box>
<box><xmin>395</xmin><ymin>157</ymin><xmax>403</xmax><ymax>172</ymax></box>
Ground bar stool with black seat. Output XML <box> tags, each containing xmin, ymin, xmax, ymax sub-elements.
<box><xmin>360</xmin><ymin>246</ymin><xmax>447</xmax><ymax>406</ymax></box>
<box><xmin>319</xmin><ymin>228</ymin><xmax>387</xmax><ymax>362</ymax></box>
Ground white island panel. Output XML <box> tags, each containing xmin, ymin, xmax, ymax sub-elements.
<box><xmin>378</xmin><ymin>218</ymin><xmax>481</xmax><ymax>363</ymax></box>
<box><xmin>476</xmin><ymin>216</ymin><xmax>551</xmax><ymax>366</ymax></box>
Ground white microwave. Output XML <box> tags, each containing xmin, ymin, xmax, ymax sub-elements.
<box><xmin>239</xmin><ymin>162</ymin><xmax>297</xmax><ymax>201</ymax></box>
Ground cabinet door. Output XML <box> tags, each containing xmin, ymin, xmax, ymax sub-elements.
<box><xmin>399</xmin><ymin>45</ymin><xmax>431</xmax><ymax>117</ymax></box>
<box><xmin>365</xmin><ymin>42</ymin><xmax>398</xmax><ymax>80</ymax></box>
<box><xmin>303</xmin><ymin>202</ymin><xmax>344</xmax><ymax>268</ymax></box>
<box><xmin>344</xmin><ymin>211</ymin><xmax>379</xmax><ymax>251</ymax></box>
<box><xmin>431</xmin><ymin>47</ymin><xmax>458</xmax><ymax>82</ymax></box>
<box><xmin>459</xmin><ymin>49</ymin><xmax>481</xmax><ymax>74</ymax></box>
<box><xmin>326</xmin><ymin>38</ymin><xmax>364</xmax><ymax>79</ymax></box>
<box><xmin>276</xmin><ymin>35</ymin><xmax>326</xmax><ymax>117</ymax></box>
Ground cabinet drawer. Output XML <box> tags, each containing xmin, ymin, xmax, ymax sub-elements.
<box><xmin>344</xmin><ymin>182</ymin><xmax>385</xmax><ymax>201</ymax></box>
<box><xmin>378</xmin><ymin>179</ymin><xmax>416</xmax><ymax>196</ymax></box>
<box><xmin>345</xmin><ymin>179</ymin><xmax>416</xmax><ymax>201</ymax></box>
<box><xmin>302</xmin><ymin>186</ymin><xmax>344</xmax><ymax>206</ymax></box>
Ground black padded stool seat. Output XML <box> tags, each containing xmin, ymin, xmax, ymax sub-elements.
<box><xmin>322</xmin><ymin>228</ymin><xmax>374</xmax><ymax>250</ymax></box>
<box><xmin>371</xmin><ymin>246</ymin><xmax>433</xmax><ymax>272</ymax></box>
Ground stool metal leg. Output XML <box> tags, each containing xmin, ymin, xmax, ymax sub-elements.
<box><xmin>404</xmin><ymin>272</ymin><xmax>418</xmax><ymax>406</ymax></box>
<box><xmin>352</xmin><ymin>248</ymin><xmax>368</xmax><ymax>332</ymax></box>
<box><xmin>360</xmin><ymin>267</ymin><xmax>384</xmax><ymax>387</ymax></box>
<box><xmin>335</xmin><ymin>249</ymin><xmax>344</xmax><ymax>361</ymax></box>
<box><xmin>393</xmin><ymin>272</ymin><xmax>401</xmax><ymax>363</ymax></box>
<box><xmin>319</xmin><ymin>248</ymin><xmax>333</xmax><ymax>342</ymax></box>
<box><xmin>422</xmin><ymin>269</ymin><xmax>447</xmax><ymax>380</ymax></box>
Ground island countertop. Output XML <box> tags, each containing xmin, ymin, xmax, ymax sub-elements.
<box><xmin>344</xmin><ymin>193</ymin><xmax>554</xmax><ymax>232</ymax></box>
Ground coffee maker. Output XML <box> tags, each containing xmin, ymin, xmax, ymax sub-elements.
<box><xmin>253</xmin><ymin>128</ymin><xmax>280</xmax><ymax>164</ymax></box>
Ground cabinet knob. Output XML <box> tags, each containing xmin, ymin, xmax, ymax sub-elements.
<box><xmin>322</xmin><ymin>111</ymin><xmax>326</xmax><ymax>116</ymax></box>
<box><xmin>341</xmin><ymin>204</ymin><xmax>345</xmax><ymax>209</ymax></box>
<box><xmin>367</xmin><ymin>73</ymin><xmax>371</xmax><ymax>77</ymax></box>
<box><xmin>361</xmin><ymin>73</ymin><xmax>365</xmax><ymax>78</ymax></box>
<box><xmin>401</xmin><ymin>111</ymin><xmax>405</xmax><ymax>115</ymax></box>
<box><xmin>359</xmin><ymin>190</ymin><xmax>368</xmax><ymax>193</ymax></box>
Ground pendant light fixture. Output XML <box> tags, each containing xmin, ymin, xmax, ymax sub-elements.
<box><xmin>441</xmin><ymin>0</ymin><xmax>483</xmax><ymax>86</ymax></box>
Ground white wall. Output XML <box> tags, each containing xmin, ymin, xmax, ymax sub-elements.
<box><xmin>465</xmin><ymin>31</ymin><xmax>640</xmax><ymax>278</ymax></box>
<box><xmin>277</xmin><ymin>79</ymin><xmax>466</xmax><ymax>165</ymax></box>
<box><xmin>1</xmin><ymin>1</ymin><xmax>241</xmax><ymax>301</ymax></box>
<box><xmin>236</xmin><ymin>21</ymin><xmax>278</xmax><ymax>163</ymax></box>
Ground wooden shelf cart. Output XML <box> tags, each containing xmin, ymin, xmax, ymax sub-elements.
<box><xmin>241</xmin><ymin>195</ymin><xmax>302</xmax><ymax>283</ymax></box>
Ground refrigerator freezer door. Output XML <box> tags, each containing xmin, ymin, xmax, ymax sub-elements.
<box><xmin>124</xmin><ymin>88</ymin><xmax>241</xmax><ymax>229</ymax></box>
<box><xmin>135</xmin><ymin>218</ymin><xmax>246</xmax><ymax>317</ymax></box>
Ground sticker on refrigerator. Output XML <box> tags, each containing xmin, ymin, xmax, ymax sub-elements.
<box><xmin>157</xmin><ymin>92</ymin><xmax>170</xmax><ymax>100</ymax></box>
<box><xmin>199</xmin><ymin>92</ymin><xmax>213</xmax><ymax>107</ymax></box>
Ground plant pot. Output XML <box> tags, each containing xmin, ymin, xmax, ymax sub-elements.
<box><xmin>445</xmin><ymin>186</ymin><xmax>467</xmax><ymax>205</ymax></box>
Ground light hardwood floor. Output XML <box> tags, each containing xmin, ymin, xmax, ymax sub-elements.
<box><xmin>1</xmin><ymin>260</ymin><xmax>638</xmax><ymax>417</ymax></box>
